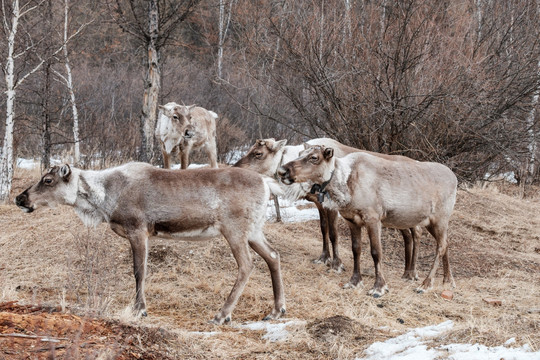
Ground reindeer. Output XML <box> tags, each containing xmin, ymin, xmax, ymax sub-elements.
<box><xmin>156</xmin><ymin>102</ymin><xmax>218</xmax><ymax>169</ymax></box>
<box><xmin>278</xmin><ymin>146</ymin><xmax>457</xmax><ymax>297</ymax></box>
<box><xmin>15</xmin><ymin>163</ymin><xmax>285</xmax><ymax>324</ymax></box>
<box><xmin>234</xmin><ymin>138</ymin><xmax>421</xmax><ymax>281</ymax></box>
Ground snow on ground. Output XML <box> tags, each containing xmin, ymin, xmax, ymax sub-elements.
<box><xmin>266</xmin><ymin>198</ymin><xmax>319</xmax><ymax>223</ymax></box>
<box><xmin>356</xmin><ymin>320</ymin><xmax>539</xmax><ymax>360</ymax></box>
<box><xmin>236</xmin><ymin>319</ymin><xmax>307</xmax><ymax>342</ymax></box>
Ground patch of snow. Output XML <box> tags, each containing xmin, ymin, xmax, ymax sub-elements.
<box><xmin>237</xmin><ymin>319</ymin><xmax>306</xmax><ymax>342</ymax></box>
<box><xmin>17</xmin><ymin>158</ymin><xmax>39</xmax><ymax>169</ymax></box>
<box><xmin>169</xmin><ymin>163</ymin><xmax>209</xmax><ymax>170</ymax></box>
<box><xmin>442</xmin><ymin>342</ymin><xmax>538</xmax><ymax>360</ymax></box>
<box><xmin>266</xmin><ymin>199</ymin><xmax>319</xmax><ymax>223</ymax></box>
<box><xmin>483</xmin><ymin>171</ymin><xmax>517</xmax><ymax>183</ymax></box>
<box><xmin>357</xmin><ymin>321</ymin><xmax>540</xmax><ymax>360</ymax></box>
<box><xmin>360</xmin><ymin>321</ymin><xmax>453</xmax><ymax>360</ymax></box>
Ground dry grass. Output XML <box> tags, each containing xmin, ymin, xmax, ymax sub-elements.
<box><xmin>1</xmin><ymin>168</ymin><xmax>539</xmax><ymax>359</ymax></box>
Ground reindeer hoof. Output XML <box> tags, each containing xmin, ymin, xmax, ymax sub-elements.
<box><xmin>327</xmin><ymin>261</ymin><xmax>345</xmax><ymax>273</ymax></box>
<box><xmin>210</xmin><ymin>315</ymin><xmax>231</xmax><ymax>325</ymax></box>
<box><xmin>368</xmin><ymin>285</ymin><xmax>388</xmax><ymax>298</ymax></box>
<box><xmin>343</xmin><ymin>281</ymin><xmax>363</xmax><ymax>289</ymax></box>
<box><xmin>134</xmin><ymin>308</ymin><xmax>147</xmax><ymax>318</ymax></box>
<box><xmin>416</xmin><ymin>279</ymin><xmax>433</xmax><ymax>293</ymax></box>
<box><xmin>313</xmin><ymin>256</ymin><xmax>331</xmax><ymax>265</ymax></box>
<box><xmin>263</xmin><ymin>307</ymin><xmax>286</xmax><ymax>321</ymax></box>
<box><xmin>401</xmin><ymin>271</ymin><xmax>419</xmax><ymax>281</ymax></box>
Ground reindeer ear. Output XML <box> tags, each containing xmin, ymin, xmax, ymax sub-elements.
<box><xmin>272</xmin><ymin>139</ymin><xmax>287</xmax><ymax>151</ymax></box>
<box><xmin>59</xmin><ymin>164</ymin><xmax>71</xmax><ymax>180</ymax></box>
<box><xmin>158</xmin><ymin>105</ymin><xmax>166</xmax><ymax>110</ymax></box>
<box><xmin>323</xmin><ymin>148</ymin><xmax>334</xmax><ymax>160</ymax></box>
<box><xmin>303</xmin><ymin>142</ymin><xmax>310</xmax><ymax>150</ymax></box>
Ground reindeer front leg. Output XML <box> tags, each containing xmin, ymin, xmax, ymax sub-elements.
<box><xmin>160</xmin><ymin>141</ymin><xmax>171</xmax><ymax>169</ymax></box>
<box><xmin>207</xmin><ymin>137</ymin><xmax>219</xmax><ymax>169</ymax></box>
<box><xmin>180</xmin><ymin>145</ymin><xmax>192</xmax><ymax>169</ymax></box>
<box><xmin>366</xmin><ymin>221</ymin><xmax>388</xmax><ymax>298</ymax></box>
<box><xmin>127</xmin><ymin>229</ymin><xmax>149</xmax><ymax>316</ymax></box>
<box><xmin>211</xmin><ymin>235</ymin><xmax>254</xmax><ymax>324</ymax></box>
<box><xmin>343</xmin><ymin>221</ymin><xmax>363</xmax><ymax>288</ymax></box>
<box><xmin>312</xmin><ymin>198</ymin><xmax>332</xmax><ymax>265</ymax></box>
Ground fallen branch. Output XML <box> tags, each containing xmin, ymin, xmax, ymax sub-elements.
<box><xmin>0</xmin><ymin>333</ymin><xmax>68</xmax><ymax>342</ymax></box>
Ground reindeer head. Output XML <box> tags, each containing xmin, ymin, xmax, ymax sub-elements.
<box><xmin>157</xmin><ymin>103</ymin><xmax>197</xmax><ymax>153</ymax></box>
<box><xmin>233</xmin><ymin>138</ymin><xmax>287</xmax><ymax>177</ymax></box>
<box><xmin>278</xmin><ymin>145</ymin><xmax>335</xmax><ymax>185</ymax></box>
<box><xmin>16</xmin><ymin>165</ymin><xmax>77</xmax><ymax>213</ymax></box>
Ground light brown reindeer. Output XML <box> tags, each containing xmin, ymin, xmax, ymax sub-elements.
<box><xmin>15</xmin><ymin>163</ymin><xmax>285</xmax><ymax>324</ymax></box>
<box><xmin>234</xmin><ymin>138</ymin><xmax>421</xmax><ymax>281</ymax></box>
<box><xmin>156</xmin><ymin>102</ymin><xmax>218</xmax><ymax>169</ymax></box>
<box><xmin>278</xmin><ymin>145</ymin><xmax>457</xmax><ymax>297</ymax></box>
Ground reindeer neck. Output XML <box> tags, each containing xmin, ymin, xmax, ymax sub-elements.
<box><xmin>323</xmin><ymin>158</ymin><xmax>352</xmax><ymax>207</ymax></box>
<box><xmin>74</xmin><ymin>169</ymin><xmax>114</xmax><ymax>226</ymax></box>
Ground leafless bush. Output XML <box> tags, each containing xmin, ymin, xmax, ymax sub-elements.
<box><xmin>64</xmin><ymin>228</ymin><xmax>118</xmax><ymax>315</ymax></box>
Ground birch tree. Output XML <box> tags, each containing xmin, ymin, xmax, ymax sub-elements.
<box><xmin>0</xmin><ymin>0</ymin><xmax>46</xmax><ymax>202</ymax></box>
<box><xmin>52</xmin><ymin>0</ymin><xmax>90</xmax><ymax>165</ymax></box>
<box><xmin>0</xmin><ymin>0</ymin><xmax>83</xmax><ymax>202</ymax></box>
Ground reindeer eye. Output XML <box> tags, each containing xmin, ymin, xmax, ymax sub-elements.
<box><xmin>254</xmin><ymin>152</ymin><xmax>263</xmax><ymax>158</ymax></box>
<box><xmin>310</xmin><ymin>155</ymin><xmax>318</xmax><ymax>161</ymax></box>
<box><xmin>43</xmin><ymin>178</ymin><xmax>53</xmax><ymax>185</ymax></box>
<box><xmin>173</xmin><ymin>114</ymin><xmax>179</xmax><ymax>120</ymax></box>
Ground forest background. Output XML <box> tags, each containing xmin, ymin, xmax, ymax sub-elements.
<box><xmin>1</xmin><ymin>0</ymin><xmax>540</xmax><ymax>202</ymax></box>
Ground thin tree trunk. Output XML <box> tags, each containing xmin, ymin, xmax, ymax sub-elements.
<box><xmin>41</xmin><ymin>61</ymin><xmax>52</xmax><ymax>170</ymax></box>
<box><xmin>217</xmin><ymin>0</ymin><xmax>235</xmax><ymax>79</ymax></box>
<box><xmin>64</xmin><ymin>0</ymin><xmax>80</xmax><ymax>165</ymax></box>
<box><xmin>140</xmin><ymin>0</ymin><xmax>160</xmax><ymax>163</ymax></box>
<box><xmin>344</xmin><ymin>0</ymin><xmax>351</xmax><ymax>40</ymax></box>
<box><xmin>218</xmin><ymin>0</ymin><xmax>225</xmax><ymax>79</ymax></box>
<box><xmin>0</xmin><ymin>0</ymin><xmax>20</xmax><ymax>203</ymax></box>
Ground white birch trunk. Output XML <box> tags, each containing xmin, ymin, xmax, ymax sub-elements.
<box><xmin>63</xmin><ymin>0</ymin><xmax>80</xmax><ymax>165</ymax></box>
<box><xmin>217</xmin><ymin>0</ymin><xmax>235</xmax><ymax>79</ymax></box>
<box><xmin>475</xmin><ymin>0</ymin><xmax>483</xmax><ymax>39</ymax></box>
<box><xmin>218</xmin><ymin>0</ymin><xmax>225</xmax><ymax>79</ymax></box>
<box><xmin>0</xmin><ymin>0</ymin><xmax>20</xmax><ymax>203</ymax></box>
<box><xmin>344</xmin><ymin>0</ymin><xmax>351</xmax><ymax>40</ymax></box>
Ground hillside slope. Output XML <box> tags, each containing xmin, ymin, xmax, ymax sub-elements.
<box><xmin>1</xmin><ymin>169</ymin><xmax>539</xmax><ymax>359</ymax></box>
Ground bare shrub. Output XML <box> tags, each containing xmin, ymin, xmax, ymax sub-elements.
<box><xmin>64</xmin><ymin>228</ymin><xmax>118</xmax><ymax>315</ymax></box>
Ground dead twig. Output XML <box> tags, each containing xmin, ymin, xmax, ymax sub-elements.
<box><xmin>0</xmin><ymin>333</ymin><xmax>68</xmax><ymax>342</ymax></box>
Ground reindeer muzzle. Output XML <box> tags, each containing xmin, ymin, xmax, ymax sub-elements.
<box><xmin>277</xmin><ymin>166</ymin><xmax>294</xmax><ymax>185</ymax></box>
<box><xmin>15</xmin><ymin>192</ymin><xmax>34</xmax><ymax>213</ymax></box>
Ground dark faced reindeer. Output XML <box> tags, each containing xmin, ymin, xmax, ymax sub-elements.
<box><xmin>278</xmin><ymin>146</ymin><xmax>457</xmax><ymax>297</ymax></box>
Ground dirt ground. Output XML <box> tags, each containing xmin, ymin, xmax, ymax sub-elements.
<box><xmin>1</xmin><ymin>167</ymin><xmax>539</xmax><ymax>359</ymax></box>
